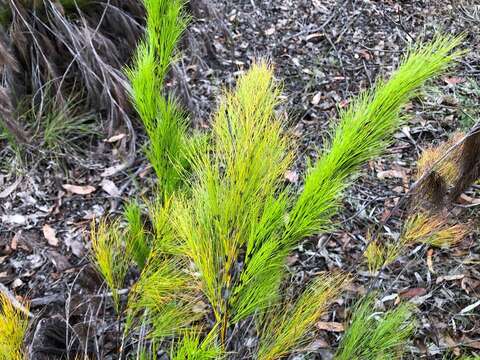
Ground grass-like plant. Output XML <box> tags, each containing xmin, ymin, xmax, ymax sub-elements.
<box><xmin>91</xmin><ymin>0</ymin><xmax>464</xmax><ymax>356</ymax></box>
<box><xmin>126</xmin><ymin>0</ymin><xmax>190</xmax><ymax>198</ymax></box>
<box><xmin>335</xmin><ymin>295</ymin><xmax>415</xmax><ymax>360</ymax></box>
<box><xmin>0</xmin><ymin>293</ymin><xmax>29</xmax><ymax>360</ymax></box>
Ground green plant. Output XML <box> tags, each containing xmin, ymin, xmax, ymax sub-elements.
<box><xmin>0</xmin><ymin>293</ymin><xmax>29</xmax><ymax>360</ymax></box>
<box><xmin>126</xmin><ymin>0</ymin><xmax>190</xmax><ymax>198</ymax></box>
<box><xmin>92</xmin><ymin>2</ymin><xmax>464</xmax><ymax>356</ymax></box>
<box><xmin>335</xmin><ymin>295</ymin><xmax>416</xmax><ymax>360</ymax></box>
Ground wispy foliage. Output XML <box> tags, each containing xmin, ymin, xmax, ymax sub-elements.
<box><xmin>402</xmin><ymin>212</ymin><xmax>469</xmax><ymax>248</ymax></box>
<box><xmin>126</xmin><ymin>0</ymin><xmax>189</xmax><ymax>196</ymax></box>
<box><xmin>258</xmin><ymin>273</ymin><xmax>350</xmax><ymax>360</ymax></box>
<box><xmin>124</xmin><ymin>201</ymin><xmax>150</xmax><ymax>270</ymax></box>
<box><xmin>335</xmin><ymin>295</ymin><xmax>416</xmax><ymax>360</ymax></box>
<box><xmin>171</xmin><ymin>330</ymin><xmax>222</xmax><ymax>360</ymax></box>
<box><xmin>286</xmin><ymin>35</ymin><xmax>465</xmax><ymax>244</ymax></box>
<box><xmin>90</xmin><ymin>220</ymin><xmax>130</xmax><ymax>312</ymax></box>
<box><xmin>0</xmin><ymin>293</ymin><xmax>29</xmax><ymax>360</ymax></box>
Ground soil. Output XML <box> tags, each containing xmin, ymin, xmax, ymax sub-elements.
<box><xmin>1</xmin><ymin>0</ymin><xmax>480</xmax><ymax>358</ymax></box>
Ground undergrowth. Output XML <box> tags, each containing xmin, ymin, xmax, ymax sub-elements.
<box><xmin>86</xmin><ymin>0</ymin><xmax>466</xmax><ymax>356</ymax></box>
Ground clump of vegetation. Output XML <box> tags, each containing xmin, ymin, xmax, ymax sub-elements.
<box><xmin>85</xmin><ymin>0</ymin><xmax>466</xmax><ymax>355</ymax></box>
<box><xmin>335</xmin><ymin>295</ymin><xmax>416</xmax><ymax>360</ymax></box>
<box><xmin>0</xmin><ymin>293</ymin><xmax>29</xmax><ymax>360</ymax></box>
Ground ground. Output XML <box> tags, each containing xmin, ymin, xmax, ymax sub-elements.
<box><xmin>0</xmin><ymin>0</ymin><xmax>479</xmax><ymax>358</ymax></box>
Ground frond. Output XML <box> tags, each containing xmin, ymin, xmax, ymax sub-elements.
<box><xmin>0</xmin><ymin>293</ymin><xmax>29</xmax><ymax>360</ymax></box>
<box><xmin>257</xmin><ymin>273</ymin><xmax>350</xmax><ymax>360</ymax></box>
<box><xmin>286</xmin><ymin>35</ymin><xmax>464</xmax><ymax>243</ymax></box>
<box><xmin>335</xmin><ymin>295</ymin><xmax>416</xmax><ymax>360</ymax></box>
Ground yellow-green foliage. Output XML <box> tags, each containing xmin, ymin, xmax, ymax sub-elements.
<box><xmin>90</xmin><ymin>220</ymin><xmax>130</xmax><ymax>312</ymax></box>
<box><xmin>335</xmin><ymin>295</ymin><xmax>416</xmax><ymax>360</ymax></box>
<box><xmin>257</xmin><ymin>273</ymin><xmax>350</xmax><ymax>360</ymax></box>
<box><xmin>403</xmin><ymin>212</ymin><xmax>469</xmax><ymax>248</ymax></box>
<box><xmin>286</xmin><ymin>35</ymin><xmax>465</xmax><ymax>244</ymax></box>
<box><xmin>171</xmin><ymin>330</ymin><xmax>222</xmax><ymax>360</ymax></box>
<box><xmin>0</xmin><ymin>293</ymin><xmax>29</xmax><ymax>360</ymax></box>
<box><xmin>94</xmin><ymin>21</ymin><xmax>463</xmax><ymax>358</ymax></box>
<box><xmin>416</xmin><ymin>132</ymin><xmax>465</xmax><ymax>184</ymax></box>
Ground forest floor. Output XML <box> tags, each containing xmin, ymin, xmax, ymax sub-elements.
<box><xmin>1</xmin><ymin>0</ymin><xmax>480</xmax><ymax>358</ymax></box>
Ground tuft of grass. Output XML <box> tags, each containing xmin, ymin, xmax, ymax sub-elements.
<box><xmin>285</xmin><ymin>35</ymin><xmax>465</xmax><ymax>244</ymax></box>
<box><xmin>258</xmin><ymin>273</ymin><xmax>350</xmax><ymax>360</ymax></box>
<box><xmin>90</xmin><ymin>220</ymin><xmax>131</xmax><ymax>312</ymax></box>
<box><xmin>335</xmin><ymin>295</ymin><xmax>416</xmax><ymax>360</ymax></box>
<box><xmin>171</xmin><ymin>330</ymin><xmax>223</xmax><ymax>360</ymax></box>
<box><xmin>0</xmin><ymin>293</ymin><xmax>29</xmax><ymax>360</ymax></box>
<box><xmin>126</xmin><ymin>0</ymin><xmax>190</xmax><ymax>197</ymax></box>
<box><xmin>402</xmin><ymin>212</ymin><xmax>469</xmax><ymax>248</ymax></box>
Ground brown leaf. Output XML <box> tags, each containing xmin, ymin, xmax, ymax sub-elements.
<box><xmin>436</xmin><ymin>274</ymin><xmax>464</xmax><ymax>284</ymax></box>
<box><xmin>443</xmin><ymin>76</ymin><xmax>465</xmax><ymax>85</ymax></box>
<box><xmin>104</xmin><ymin>133</ymin><xmax>126</xmax><ymax>143</ymax></box>
<box><xmin>101</xmin><ymin>179</ymin><xmax>121</xmax><ymax>197</ymax></box>
<box><xmin>42</xmin><ymin>224</ymin><xmax>58</xmax><ymax>247</ymax></box>
<box><xmin>62</xmin><ymin>184</ymin><xmax>96</xmax><ymax>195</ymax></box>
<box><xmin>377</xmin><ymin>169</ymin><xmax>407</xmax><ymax>180</ymax></box>
<box><xmin>311</xmin><ymin>92</ymin><xmax>322</xmax><ymax>106</ymax></box>
<box><xmin>399</xmin><ymin>287</ymin><xmax>427</xmax><ymax>299</ymax></box>
<box><xmin>316</xmin><ymin>321</ymin><xmax>345</xmax><ymax>332</ymax></box>
<box><xmin>426</xmin><ymin>248</ymin><xmax>435</xmax><ymax>274</ymax></box>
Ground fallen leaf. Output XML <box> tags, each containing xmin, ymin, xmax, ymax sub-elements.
<box><xmin>316</xmin><ymin>321</ymin><xmax>345</xmax><ymax>332</ymax></box>
<box><xmin>436</xmin><ymin>274</ymin><xmax>464</xmax><ymax>284</ymax></box>
<box><xmin>2</xmin><ymin>214</ymin><xmax>27</xmax><ymax>225</ymax></box>
<box><xmin>311</xmin><ymin>92</ymin><xmax>322</xmax><ymax>105</ymax></box>
<box><xmin>0</xmin><ymin>177</ymin><xmax>22</xmax><ymax>198</ymax></box>
<box><xmin>101</xmin><ymin>179</ymin><xmax>121</xmax><ymax>197</ymax></box>
<box><xmin>42</xmin><ymin>224</ymin><xmax>58</xmax><ymax>247</ymax></box>
<box><xmin>443</xmin><ymin>76</ymin><xmax>465</xmax><ymax>85</ymax></box>
<box><xmin>460</xmin><ymin>299</ymin><xmax>480</xmax><ymax>314</ymax></box>
<box><xmin>104</xmin><ymin>133</ymin><xmax>126</xmax><ymax>143</ymax></box>
<box><xmin>377</xmin><ymin>169</ymin><xmax>407</xmax><ymax>180</ymax></box>
<box><xmin>62</xmin><ymin>184</ymin><xmax>96</xmax><ymax>195</ymax></box>
<box><xmin>399</xmin><ymin>287</ymin><xmax>427</xmax><ymax>299</ymax></box>
<box><xmin>427</xmin><ymin>248</ymin><xmax>435</xmax><ymax>274</ymax></box>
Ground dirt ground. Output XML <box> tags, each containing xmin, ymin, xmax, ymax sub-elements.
<box><xmin>1</xmin><ymin>0</ymin><xmax>479</xmax><ymax>358</ymax></box>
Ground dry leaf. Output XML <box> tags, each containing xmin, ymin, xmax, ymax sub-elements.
<box><xmin>316</xmin><ymin>321</ymin><xmax>345</xmax><ymax>332</ymax></box>
<box><xmin>62</xmin><ymin>184</ymin><xmax>96</xmax><ymax>195</ymax></box>
<box><xmin>377</xmin><ymin>169</ymin><xmax>407</xmax><ymax>180</ymax></box>
<box><xmin>104</xmin><ymin>133</ymin><xmax>126</xmax><ymax>143</ymax></box>
<box><xmin>443</xmin><ymin>76</ymin><xmax>465</xmax><ymax>85</ymax></box>
<box><xmin>101</xmin><ymin>179</ymin><xmax>121</xmax><ymax>197</ymax></box>
<box><xmin>436</xmin><ymin>274</ymin><xmax>464</xmax><ymax>284</ymax></box>
<box><xmin>427</xmin><ymin>248</ymin><xmax>435</xmax><ymax>274</ymax></box>
<box><xmin>43</xmin><ymin>224</ymin><xmax>58</xmax><ymax>247</ymax></box>
<box><xmin>311</xmin><ymin>92</ymin><xmax>322</xmax><ymax>105</ymax></box>
<box><xmin>399</xmin><ymin>287</ymin><xmax>427</xmax><ymax>299</ymax></box>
